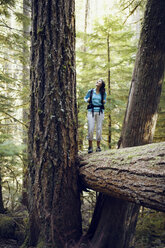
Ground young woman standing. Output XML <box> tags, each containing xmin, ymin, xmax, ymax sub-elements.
<box><xmin>84</xmin><ymin>79</ymin><xmax>106</xmax><ymax>153</ymax></box>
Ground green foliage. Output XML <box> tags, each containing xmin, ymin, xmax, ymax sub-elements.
<box><xmin>77</xmin><ymin>13</ymin><xmax>137</xmax><ymax>149</ymax></box>
<box><xmin>0</xmin><ymin>0</ymin><xmax>30</xmax><ymax>211</ymax></box>
<box><xmin>0</xmin><ymin>140</ymin><xmax>25</xmax><ymax>157</ymax></box>
<box><xmin>15</xmin><ymin>12</ymin><xmax>30</xmax><ymax>26</ymax></box>
<box><xmin>154</xmin><ymin>81</ymin><xmax>165</xmax><ymax>142</ymax></box>
<box><xmin>135</xmin><ymin>209</ymin><xmax>165</xmax><ymax>248</ymax></box>
<box><xmin>0</xmin><ymin>139</ymin><xmax>25</xmax><ymax>210</ymax></box>
<box><xmin>0</xmin><ymin>0</ymin><xmax>15</xmax><ymax>16</ymax></box>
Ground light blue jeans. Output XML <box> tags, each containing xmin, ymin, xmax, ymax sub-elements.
<box><xmin>87</xmin><ymin>112</ymin><xmax>104</xmax><ymax>141</ymax></box>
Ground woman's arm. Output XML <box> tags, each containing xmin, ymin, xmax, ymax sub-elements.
<box><xmin>103</xmin><ymin>92</ymin><xmax>107</xmax><ymax>103</ymax></box>
<box><xmin>84</xmin><ymin>90</ymin><xmax>91</xmax><ymax>103</ymax></box>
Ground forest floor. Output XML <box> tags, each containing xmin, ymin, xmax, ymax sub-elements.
<box><xmin>0</xmin><ymin>203</ymin><xmax>165</xmax><ymax>248</ymax></box>
<box><xmin>0</xmin><ymin>205</ymin><xmax>28</xmax><ymax>248</ymax></box>
<box><xmin>0</xmin><ymin>238</ymin><xmax>19</xmax><ymax>248</ymax></box>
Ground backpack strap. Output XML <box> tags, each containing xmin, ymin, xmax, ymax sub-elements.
<box><xmin>87</xmin><ymin>89</ymin><xmax>94</xmax><ymax>116</ymax></box>
<box><xmin>87</xmin><ymin>89</ymin><xmax>105</xmax><ymax>117</ymax></box>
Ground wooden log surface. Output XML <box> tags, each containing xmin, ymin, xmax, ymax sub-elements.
<box><xmin>79</xmin><ymin>142</ymin><xmax>165</xmax><ymax>212</ymax></box>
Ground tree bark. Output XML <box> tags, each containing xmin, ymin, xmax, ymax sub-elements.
<box><xmin>0</xmin><ymin>168</ymin><xmax>5</xmax><ymax>214</ymax></box>
<box><xmin>107</xmin><ymin>33</ymin><xmax>111</xmax><ymax>149</ymax></box>
<box><xmin>86</xmin><ymin>0</ymin><xmax>165</xmax><ymax>247</ymax></box>
<box><xmin>28</xmin><ymin>0</ymin><xmax>82</xmax><ymax>247</ymax></box>
<box><xmin>79</xmin><ymin>142</ymin><xmax>165</xmax><ymax>212</ymax></box>
<box><xmin>84</xmin><ymin>0</ymin><xmax>89</xmax><ymax>37</ymax></box>
<box><xmin>21</xmin><ymin>0</ymin><xmax>30</xmax><ymax>207</ymax></box>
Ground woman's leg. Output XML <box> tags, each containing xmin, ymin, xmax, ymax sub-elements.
<box><xmin>89</xmin><ymin>140</ymin><xmax>93</xmax><ymax>148</ymax></box>
<box><xmin>96</xmin><ymin>112</ymin><xmax>104</xmax><ymax>150</ymax></box>
<box><xmin>97</xmin><ymin>140</ymin><xmax>100</xmax><ymax>147</ymax></box>
<box><xmin>87</xmin><ymin>112</ymin><xmax>95</xmax><ymax>151</ymax></box>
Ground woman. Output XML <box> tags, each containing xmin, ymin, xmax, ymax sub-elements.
<box><xmin>84</xmin><ymin>79</ymin><xmax>106</xmax><ymax>153</ymax></box>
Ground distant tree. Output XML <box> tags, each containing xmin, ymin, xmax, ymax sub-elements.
<box><xmin>84</xmin><ymin>0</ymin><xmax>89</xmax><ymax>47</ymax></box>
<box><xmin>21</xmin><ymin>0</ymin><xmax>30</xmax><ymax>207</ymax></box>
<box><xmin>0</xmin><ymin>0</ymin><xmax>30</xmax><ymax>210</ymax></box>
<box><xmin>0</xmin><ymin>0</ymin><xmax>16</xmax><ymax>213</ymax></box>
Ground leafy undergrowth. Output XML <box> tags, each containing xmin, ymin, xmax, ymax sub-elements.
<box><xmin>0</xmin><ymin>205</ymin><xmax>28</xmax><ymax>248</ymax></box>
<box><xmin>135</xmin><ymin>208</ymin><xmax>165</xmax><ymax>248</ymax></box>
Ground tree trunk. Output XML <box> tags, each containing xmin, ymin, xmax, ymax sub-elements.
<box><xmin>79</xmin><ymin>142</ymin><xmax>165</xmax><ymax>212</ymax></box>
<box><xmin>84</xmin><ymin>0</ymin><xmax>89</xmax><ymax>37</ymax></box>
<box><xmin>0</xmin><ymin>168</ymin><xmax>5</xmax><ymax>214</ymax></box>
<box><xmin>86</xmin><ymin>0</ymin><xmax>165</xmax><ymax>247</ymax></box>
<box><xmin>107</xmin><ymin>33</ymin><xmax>111</xmax><ymax>149</ymax></box>
<box><xmin>27</xmin><ymin>1</ymin><xmax>82</xmax><ymax>247</ymax></box>
<box><xmin>22</xmin><ymin>0</ymin><xmax>30</xmax><ymax>207</ymax></box>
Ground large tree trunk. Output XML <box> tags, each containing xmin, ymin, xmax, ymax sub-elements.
<box><xmin>79</xmin><ymin>142</ymin><xmax>165</xmax><ymax>212</ymax></box>
<box><xmin>86</xmin><ymin>0</ymin><xmax>165</xmax><ymax>247</ymax></box>
<box><xmin>27</xmin><ymin>1</ymin><xmax>82</xmax><ymax>247</ymax></box>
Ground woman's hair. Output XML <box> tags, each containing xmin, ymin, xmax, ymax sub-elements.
<box><xmin>99</xmin><ymin>79</ymin><xmax>106</xmax><ymax>104</ymax></box>
<box><xmin>99</xmin><ymin>79</ymin><xmax>106</xmax><ymax>95</ymax></box>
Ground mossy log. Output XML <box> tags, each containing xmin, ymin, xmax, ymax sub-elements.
<box><xmin>79</xmin><ymin>142</ymin><xmax>165</xmax><ymax>212</ymax></box>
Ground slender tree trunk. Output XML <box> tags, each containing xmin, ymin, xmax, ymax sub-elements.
<box><xmin>86</xmin><ymin>0</ymin><xmax>165</xmax><ymax>247</ymax></box>
<box><xmin>84</xmin><ymin>0</ymin><xmax>89</xmax><ymax>37</ymax></box>
<box><xmin>107</xmin><ymin>33</ymin><xmax>111</xmax><ymax>149</ymax></box>
<box><xmin>22</xmin><ymin>0</ymin><xmax>30</xmax><ymax>207</ymax></box>
<box><xmin>0</xmin><ymin>167</ymin><xmax>5</xmax><ymax>214</ymax></box>
<box><xmin>27</xmin><ymin>1</ymin><xmax>82</xmax><ymax>247</ymax></box>
<box><xmin>77</xmin><ymin>0</ymin><xmax>90</xmax><ymax>150</ymax></box>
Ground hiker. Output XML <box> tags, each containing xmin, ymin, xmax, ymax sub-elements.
<box><xmin>84</xmin><ymin>79</ymin><xmax>107</xmax><ymax>153</ymax></box>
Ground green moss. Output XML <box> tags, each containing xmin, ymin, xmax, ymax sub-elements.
<box><xmin>37</xmin><ymin>240</ymin><xmax>45</xmax><ymax>248</ymax></box>
<box><xmin>37</xmin><ymin>28</ymin><xmax>44</xmax><ymax>34</ymax></box>
<box><xmin>127</xmin><ymin>155</ymin><xmax>134</xmax><ymax>160</ymax></box>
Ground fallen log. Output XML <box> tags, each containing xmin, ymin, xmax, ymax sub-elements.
<box><xmin>79</xmin><ymin>142</ymin><xmax>165</xmax><ymax>212</ymax></box>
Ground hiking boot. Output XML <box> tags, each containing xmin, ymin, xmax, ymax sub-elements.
<box><xmin>88</xmin><ymin>147</ymin><xmax>93</xmax><ymax>154</ymax></box>
<box><xmin>96</xmin><ymin>147</ymin><xmax>101</xmax><ymax>152</ymax></box>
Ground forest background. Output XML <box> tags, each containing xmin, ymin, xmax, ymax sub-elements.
<box><xmin>0</xmin><ymin>0</ymin><xmax>165</xmax><ymax>247</ymax></box>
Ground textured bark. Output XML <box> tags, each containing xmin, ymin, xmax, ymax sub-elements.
<box><xmin>84</xmin><ymin>0</ymin><xmax>89</xmax><ymax>36</ymax></box>
<box><xmin>28</xmin><ymin>1</ymin><xmax>82</xmax><ymax>247</ymax></box>
<box><xmin>87</xmin><ymin>1</ymin><xmax>165</xmax><ymax>247</ymax></box>
<box><xmin>121</xmin><ymin>1</ymin><xmax>165</xmax><ymax>147</ymax></box>
<box><xmin>79</xmin><ymin>142</ymin><xmax>165</xmax><ymax>212</ymax></box>
<box><xmin>22</xmin><ymin>0</ymin><xmax>30</xmax><ymax>207</ymax></box>
<box><xmin>107</xmin><ymin>33</ymin><xmax>111</xmax><ymax>149</ymax></box>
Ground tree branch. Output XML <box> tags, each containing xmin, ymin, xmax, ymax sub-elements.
<box><xmin>79</xmin><ymin>142</ymin><xmax>165</xmax><ymax>212</ymax></box>
<box><xmin>2</xmin><ymin>111</ymin><xmax>28</xmax><ymax>128</ymax></box>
